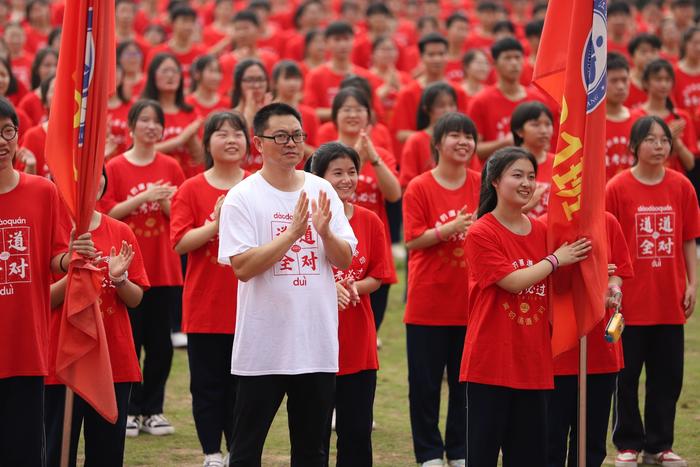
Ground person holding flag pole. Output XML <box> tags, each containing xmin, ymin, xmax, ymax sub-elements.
<box><xmin>532</xmin><ymin>0</ymin><xmax>611</xmax><ymax>466</ymax></box>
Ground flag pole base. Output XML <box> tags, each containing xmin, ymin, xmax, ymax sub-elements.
<box><xmin>60</xmin><ymin>387</ymin><xmax>74</xmax><ymax>467</ymax></box>
<box><xmin>578</xmin><ymin>336</ymin><xmax>587</xmax><ymax>467</ymax></box>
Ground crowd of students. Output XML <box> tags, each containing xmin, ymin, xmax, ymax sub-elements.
<box><xmin>1</xmin><ymin>0</ymin><xmax>700</xmax><ymax>467</ymax></box>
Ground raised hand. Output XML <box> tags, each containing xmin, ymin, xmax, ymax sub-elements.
<box><xmin>311</xmin><ymin>190</ymin><xmax>332</xmax><ymax>239</ymax></box>
<box><xmin>108</xmin><ymin>240</ymin><xmax>135</xmax><ymax>279</ymax></box>
<box><xmin>448</xmin><ymin>205</ymin><xmax>473</xmax><ymax>236</ymax></box>
<box><xmin>288</xmin><ymin>190</ymin><xmax>310</xmax><ymax>240</ymax></box>
<box><xmin>212</xmin><ymin>194</ymin><xmax>226</xmax><ymax>223</ymax></box>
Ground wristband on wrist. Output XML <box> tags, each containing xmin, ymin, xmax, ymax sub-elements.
<box><xmin>434</xmin><ymin>226</ymin><xmax>445</xmax><ymax>242</ymax></box>
<box><xmin>608</xmin><ymin>284</ymin><xmax>622</xmax><ymax>295</ymax></box>
<box><xmin>544</xmin><ymin>254</ymin><xmax>559</xmax><ymax>272</ymax></box>
<box><xmin>59</xmin><ymin>252</ymin><xmax>68</xmax><ymax>273</ymax></box>
<box><xmin>109</xmin><ymin>271</ymin><xmax>128</xmax><ymax>287</ymax></box>
<box><xmin>370</xmin><ymin>157</ymin><xmax>381</xmax><ymax>166</ymax></box>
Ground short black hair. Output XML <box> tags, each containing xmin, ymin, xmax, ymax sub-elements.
<box><xmin>293</xmin><ymin>0</ymin><xmax>323</xmax><ymax>29</ymax></box>
<box><xmin>628</xmin><ymin>33</ymin><xmax>661</xmax><ymax>56</ymax></box>
<box><xmin>418</xmin><ymin>32</ymin><xmax>448</xmax><ymax>55</ymax></box>
<box><xmin>248</xmin><ymin>0</ymin><xmax>271</xmax><ymax>12</ymax></box>
<box><xmin>432</xmin><ymin>112</ymin><xmax>478</xmax><ymax>162</ymax></box>
<box><xmin>30</xmin><ymin>47</ymin><xmax>58</xmax><ymax>90</ymax></box>
<box><xmin>532</xmin><ymin>2</ymin><xmax>548</xmax><ymax>17</ymax></box>
<box><xmin>524</xmin><ymin>19</ymin><xmax>544</xmax><ymax>39</ymax></box>
<box><xmin>127</xmin><ymin>99</ymin><xmax>165</xmax><ymax>129</ymax></box>
<box><xmin>234</xmin><ymin>10</ymin><xmax>259</xmax><ymax>26</ymax></box>
<box><xmin>491</xmin><ymin>37</ymin><xmax>523</xmax><ymax>60</ymax></box>
<box><xmin>416</xmin><ymin>82</ymin><xmax>457</xmax><ymax>131</ymax></box>
<box><xmin>493</xmin><ymin>20</ymin><xmax>515</xmax><ymax>35</ymax></box>
<box><xmin>476</xmin><ymin>1</ymin><xmax>499</xmax><ymax>12</ymax></box>
<box><xmin>339</xmin><ymin>74</ymin><xmax>372</xmax><ymax>104</ymax></box>
<box><xmin>252</xmin><ymin>102</ymin><xmax>302</xmax><ymax>136</ymax></box>
<box><xmin>607</xmin><ymin>52</ymin><xmax>630</xmax><ymax>72</ymax></box>
<box><xmin>0</xmin><ymin>57</ymin><xmax>19</xmax><ymax>97</ymax></box>
<box><xmin>169</xmin><ymin>3</ymin><xmax>197</xmax><ymax>22</ymax></box>
<box><xmin>331</xmin><ymin>87</ymin><xmax>371</xmax><ymax>125</ymax></box>
<box><xmin>446</xmin><ymin>12</ymin><xmax>468</xmax><ymax>29</ymax></box>
<box><xmin>325</xmin><ymin>20</ymin><xmax>354</xmax><ymax>39</ymax></box>
<box><xmin>417</xmin><ymin>16</ymin><xmax>439</xmax><ymax>32</ymax></box>
<box><xmin>202</xmin><ymin>111</ymin><xmax>250</xmax><ymax>169</ymax></box>
<box><xmin>608</xmin><ymin>1</ymin><xmax>632</xmax><ymax>16</ymax></box>
<box><xmin>366</xmin><ymin>3</ymin><xmax>391</xmax><ymax>17</ymax></box>
<box><xmin>0</xmin><ymin>96</ymin><xmax>19</xmax><ymax>127</ymax></box>
<box><xmin>629</xmin><ymin>115</ymin><xmax>673</xmax><ymax>161</ymax></box>
<box><xmin>510</xmin><ymin>101</ymin><xmax>553</xmax><ymax>146</ymax></box>
<box><xmin>310</xmin><ymin>141</ymin><xmax>360</xmax><ymax>176</ymax></box>
<box><xmin>671</xmin><ymin>0</ymin><xmax>694</xmax><ymax>8</ymax></box>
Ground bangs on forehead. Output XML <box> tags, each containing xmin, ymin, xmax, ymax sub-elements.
<box><xmin>439</xmin><ymin>114</ymin><xmax>477</xmax><ymax>138</ymax></box>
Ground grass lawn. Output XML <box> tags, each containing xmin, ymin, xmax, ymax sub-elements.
<box><xmin>119</xmin><ymin>263</ymin><xmax>700</xmax><ymax>466</ymax></box>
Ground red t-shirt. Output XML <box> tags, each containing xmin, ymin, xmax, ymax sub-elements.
<box><xmin>624</xmin><ymin>80</ymin><xmax>647</xmax><ymax>109</ymax></box>
<box><xmin>403</xmin><ymin>169</ymin><xmax>481</xmax><ymax>325</ymax></box>
<box><xmin>0</xmin><ymin>173</ymin><xmax>68</xmax><ymax>378</ymax></box>
<box><xmin>460</xmin><ymin>213</ymin><xmax>553</xmax><ymax>389</ymax></box>
<box><xmin>100</xmin><ymin>153</ymin><xmax>185</xmax><ymax>286</ymax></box>
<box><xmin>333</xmin><ymin>206</ymin><xmax>391</xmax><ymax>375</ymax></box>
<box><xmin>352</xmin><ymin>147</ymin><xmax>398</xmax><ymax>284</ymax></box>
<box><xmin>170</xmin><ymin>172</ymin><xmax>249</xmax><ymax>334</ymax></box>
<box><xmin>605</xmin><ymin>169</ymin><xmax>700</xmax><ymax>325</ymax></box>
<box><xmin>672</xmin><ymin>65</ymin><xmax>700</xmax><ymax>117</ymax></box>
<box><xmin>399</xmin><ymin>130</ymin><xmax>433</xmax><ymax>189</ymax></box>
<box><xmin>605</xmin><ymin>114</ymin><xmax>635</xmax><ymax>182</ymax></box>
<box><xmin>18</xmin><ymin>92</ymin><xmax>46</xmax><ymax>126</ymax></box>
<box><xmin>553</xmin><ymin>212</ymin><xmax>634</xmax><ymax>375</ymax></box>
<box><xmin>18</xmin><ymin>124</ymin><xmax>50</xmax><ymax>178</ymax></box>
<box><xmin>162</xmin><ymin>108</ymin><xmax>203</xmax><ymax>179</ymax></box>
<box><xmin>107</xmin><ymin>101</ymin><xmax>132</xmax><ymax>158</ymax></box>
<box><xmin>630</xmin><ymin>107</ymin><xmax>698</xmax><ymax>173</ymax></box>
<box><xmin>302</xmin><ymin>63</ymin><xmax>382</xmax><ymax>110</ymax></box>
<box><xmin>185</xmin><ymin>94</ymin><xmax>231</xmax><ymax>121</ymax></box>
<box><xmin>46</xmin><ymin>215</ymin><xmax>150</xmax><ymax>385</ymax></box>
<box><xmin>11</xmin><ymin>54</ymin><xmax>33</xmax><ymax>90</ymax></box>
<box><xmin>527</xmin><ymin>153</ymin><xmax>554</xmax><ymax>219</ymax></box>
<box><xmin>298</xmin><ymin>103</ymin><xmax>320</xmax><ymax>147</ymax></box>
<box><xmin>23</xmin><ymin>25</ymin><xmax>48</xmax><ymax>55</ymax></box>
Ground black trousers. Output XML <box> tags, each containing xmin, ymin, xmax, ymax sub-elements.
<box><xmin>406</xmin><ymin>324</ymin><xmax>466</xmax><ymax>463</ymax></box>
<box><xmin>323</xmin><ymin>370</ymin><xmax>377</xmax><ymax>467</ymax></box>
<box><xmin>44</xmin><ymin>383</ymin><xmax>131</xmax><ymax>467</ymax></box>
<box><xmin>187</xmin><ymin>333</ymin><xmax>237</xmax><ymax>455</ymax></box>
<box><xmin>370</xmin><ymin>284</ymin><xmax>391</xmax><ymax>331</ymax></box>
<box><xmin>0</xmin><ymin>376</ymin><xmax>45</xmax><ymax>467</ymax></box>
<box><xmin>466</xmin><ymin>382</ymin><xmax>549</xmax><ymax>467</ymax></box>
<box><xmin>547</xmin><ymin>373</ymin><xmax>617</xmax><ymax>467</ymax></box>
<box><xmin>613</xmin><ymin>325</ymin><xmax>684</xmax><ymax>454</ymax></box>
<box><xmin>128</xmin><ymin>286</ymin><xmax>178</xmax><ymax>416</ymax></box>
<box><xmin>229</xmin><ymin>372</ymin><xmax>336</xmax><ymax>467</ymax></box>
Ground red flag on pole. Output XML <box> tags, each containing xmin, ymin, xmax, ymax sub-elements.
<box><xmin>46</xmin><ymin>0</ymin><xmax>117</xmax><ymax>422</ymax></box>
<box><xmin>532</xmin><ymin>0</ymin><xmax>609</xmax><ymax>357</ymax></box>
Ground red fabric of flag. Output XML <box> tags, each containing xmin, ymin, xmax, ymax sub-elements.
<box><xmin>533</xmin><ymin>0</ymin><xmax>609</xmax><ymax>357</ymax></box>
<box><xmin>46</xmin><ymin>0</ymin><xmax>117</xmax><ymax>423</ymax></box>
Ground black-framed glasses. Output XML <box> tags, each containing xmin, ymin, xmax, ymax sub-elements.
<box><xmin>259</xmin><ymin>132</ymin><xmax>307</xmax><ymax>145</ymax></box>
<box><xmin>0</xmin><ymin>125</ymin><xmax>17</xmax><ymax>142</ymax></box>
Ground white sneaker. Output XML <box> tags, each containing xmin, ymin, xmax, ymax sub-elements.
<box><xmin>140</xmin><ymin>413</ymin><xmax>175</xmax><ymax>435</ymax></box>
<box><xmin>125</xmin><ymin>415</ymin><xmax>140</xmax><ymax>437</ymax></box>
<box><xmin>642</xmin><ymin>450</ymin><xmax>688</xmax><ymax>466</ymax></box>
<box><xmin>331</xmin><ymin>409</ymin><xmax>336</xmax><ymax>431</ymax></box>
<box><xmin>203</xmin><ymin>453</ymin><xmax>224</xmax><ymax>467</ymax></box>
<box><xmin>421</xmin><ymin>459</ymin><xmax>444</xmax><ymax>467</ymax></box>
<box><xmin>222</xmin><ymin>453</ymin><xmax>229</xmax><ymax>466</ymax></box>
<box><xmin>376</xmin><ymin>337</ymin><xmax>383</xmax><ymax>350</ymax></box>
<box><xmin>447</xmin><ymin>460</ymin><xmax>465</xmax><ymax>467</ymax></box>
<box><xmin>171</xmin><ymin>332</ymin><xmax>188</xmax><ymax>348</ymax></box>
<box><xmin>615</xmin><ymin>450</ymin><xmax>639</xmax><ymax>467</ymax></box>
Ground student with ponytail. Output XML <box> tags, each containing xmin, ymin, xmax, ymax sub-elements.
<box><xmin>460</xmin><ymin>147</ymin><xmax>591</xmax><ymax>466</ymax></box>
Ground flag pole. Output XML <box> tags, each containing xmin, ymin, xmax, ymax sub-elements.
<box><xmin>577</xmin><ymin>335</ymin><xmax>587</xmax><ymax>467</ymax></box>
<box><xmin>60</xmin><ymin>387</ymin><xmax>75</xmax><ymax>467</ymax></box>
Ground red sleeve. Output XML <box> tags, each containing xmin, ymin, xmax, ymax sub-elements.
<box><xmin>300</xmin><ymin>106</ymin><xmax>320</xmax><ymax>146</ymax></box>
<box><xmin>399</xmin><ymin>134</ymin><xmax>422</xmax><ymax>188</ymax></box>
<box><xmin>170</xmin><ymin>159</ymin><xmax>186</xmax><ymax>187</ymax></box>
<box><xmin>402</xmin><ymin>181</ymin><xmax>429</xmax><ymax>242</ymax></box>
<box><xmin>606</xmin><ymin>213</ymin><xmax>634</xmax><ymax>280</ymax></box>
<box><xmin>682</xmin><ymin>178</ymin><xmax>700</xmax><ymax>241</ymax></box>
<box><xmin>169</xmin><ymin>183</ymin><xmax>195</xmax><ymax>247</ymax></box>
<box><xmin>376</xmin><ymin>147</ymin><xmax>398</xmax><ymax>176</ymax></box>
<box><xmin>390</xmin><ymin>88</ymin><xmax>418</xmax><ymax>133</ymax></box>
<box><xmin>99</xmin><ymin>160</ymin><xmax>120</xmax><ymax>214</ymax></box>
<box><xmin>51</xmin><ymin>189</ymin><xmax>71</xmax><ymax>258</ymax></box>
<box><xmin>465</xmin><ymin>221</ymin><xmax>517</xmax><ymax>289</ymax></box>
<box><xmin>366</xmin><ymin>212</ymin><xmax>392</xmax><ymax>282</ymax></box>
<box><xmin>316</xmin><ymin>122</ymin><xmax>337</xmax><ymax>146</ymax></box>
<box><xmin>467</xmin><ymin>95</ymin><xmax>487</xmax><ymax>138</ymax></box>
<box><xmin>123</xmin><ymin>224</ymin><xmax>150</xmax><ymax>290</ymax></box>
<box><xmin>680</xmin><ymin>111</ymin><xmax>698</xmax><ymax>155</ymax></box>
<box><xmin>302</xmin><ymin>69</ymin><xmax>324</xmax><ymax>108</ymax></box>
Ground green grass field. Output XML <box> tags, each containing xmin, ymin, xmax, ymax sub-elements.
<box><xmin>118</xmin><ymin>263</ymin><xmax>700</xmax><ymax>466</ymax></box>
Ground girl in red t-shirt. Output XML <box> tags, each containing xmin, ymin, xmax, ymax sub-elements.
<box><xmin>106</xmin><ymin>65</ymin><xmax>133</xmax><ymax>159</ymax></box>
<box><xmin>632</xmin><ymin>58</ymin><xmax>697</xmax><ymax>173</ymax></box>
<box><xmin>399</xmin><ymin>82</ymin><xmax>457</xmax><ymax>189</ymax></box>
<box><xmin>142</xmin><ymin>52</ymin><xmax>204</xmax><ymax>178</ymax></box>
<box><xmin>186</xmin><ymin>55</ymin><xmax>231</xmax><ymax>121</ymax></box>
<box><xmin>459</xmin><ymin>49</ymin><xmax>491</xmax><ymax>100</ymax></box>
<box><xmin>369</xmin><ymin>36</ymin><xmax>414</xmax><ymax>126</ymax></box>
<box><xmin>170</xmin><ymin>112</ymin><xmax>249</xmax><ymax>467</ymax></box>
<box><xmin>332</xmin><ymin>87</ymin><xmax>401</xmax><ymax>332</ymax></box>
<box><xmin>461</xmin><ymin>147</ymin><xmax>591</xmax><ymax>467</ymax></box>
<box><xmin>673</xmin><ymin>26</ymin><xmax>700</xmax><ymax>131</ymax></box>
<box><xmin>606</xmin><ymin>116</ymin><xmax>700</xmax><ymax>467</ymax></box>
<box><xmin>510</xmin><ymin>101</ymin><xmax>554</xmax><ymax>218</ymax></box>
<box><xmin>101</xmin><ymin>99</ymin><xmax>186</xmax><ymax>437</ymax></box>
<box><xmin>117</xmin><ymin>40</ymin><xmax>146</xmax><ymax>101</ymax></box>
<box><xmin>44</xmin><ymin>170</ymin><xmax>149</xmax><ymax>467</ymax></box>
<box><xmin>402</xmin><ymin>113</ymin><xmax>482</xmax><ymax>466</ymax></box>
<box><xmin>311</xmin><ymin>142</ymin><xmax>392</xmax><ymax>467</ymax></box>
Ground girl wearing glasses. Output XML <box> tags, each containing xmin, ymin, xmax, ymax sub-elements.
<box><xmin>607</xmin><ymin>116</ymin><xmax>700</xmax><ymax>467</ymax></box>
<box><xmin>186</xmin><ymin>55</ymin><xmax>230</xmax><ymax>120</ymax></box>
<box><xmin>331</xmin><ymin>87</ymin><xmax>401</xmax><ymax>332</ymax></box>
<box><xmin>117</xmin><ymin>40</ymin><xmax>146</xmax><ymax>101</ymax></box>
<box><xmin>170</xmin><ymin>111</ymin><xmax>250</xmax><ymax>467</ymax></box>
<box><xmin>141</xmin><ymin>52</ymin><xmax>204</xmax><ymax>178</ymax></box>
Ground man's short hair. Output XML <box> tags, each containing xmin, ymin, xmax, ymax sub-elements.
<box><xmin>324</xmin><ymin>21</ymin><xmax>354</xmax><ymax>39</ymax></box>
<box><xmin>366</xmin><ymin>3</ymin><xmax>391</xmax><ymax>17</ymax></box>
<box><xmin>248</xmin><ymin>0</ymin><xmax>271</xmax><ymax>12</ymax></box>
<box><xmin>0</xmin><ymin>97</ymin><xmax>18</xmax><ymax>127</ymax></box>
<box><xmin>608</xmin><ymin>52</ymin><xmax>630</xmax><ymax>72</ymax></box>
<box><xmin>169</xmin><ymin>3</ymin><xmax>197</xmax><ymax>22</ymax></box>
<box><xmin>253</xmin><ymin>103</ymin><xmax>302</xmax><ymax>136</ymax></box>
<box><xmin>418</xmin><ymin>32</ymin><xmax>448</xmax><ymax>55</ymax></box>
<box><xmin>524</xmin><ymin>19</ymin><xmax>544</xmax><ymax>39</ymax></box>
<box><xmin>608</xmin><ymin>1</ymin><xmax>632</xmax><ymax>16</ymax></box>
<box><xmin>493</xmin><ymin>20</ymin><xmax>515</xmax><ymax>35</ymax></box>
<box><xmin>446</xmin><ymin>12</ymin><xmax>468</xmax><ymax>29</ymax></box>
<box><xmin>234</xmin><ymin>10</ymin><xmax>260</xmax><ymax>27</ymax></box>
<box><xmin>476</xmin><ymin>1</ymin><xmax>499</xmax><ymax>12</ymax></box>
<box><xmin>628</xmin><ymin>33</ymin><xmax>661</xmax><ymax>56</ymax></box>
<box><xmin>491</xmin><ymin>37</ymin><xmax>523</xmax><ymax>60</ymax></box>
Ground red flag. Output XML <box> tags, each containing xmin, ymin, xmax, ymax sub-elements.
<box><xmin>46</xmin><ymin>0</ymin><xmax>117</xmax><ymax>422</ymax></box>
<box><xmin>533</xmin><ymin>0</ymin><xmax>609</xmax><ymax>357</ymax></box>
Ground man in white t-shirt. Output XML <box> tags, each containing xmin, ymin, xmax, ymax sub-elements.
<box><xmin>218</xmin><ymin>103</ymin><xmax>357</xmax><ymax>467</ymax></box>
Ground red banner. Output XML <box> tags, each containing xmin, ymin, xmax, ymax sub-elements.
<box><xmin>46</xmin><ymin>0</ymin><xmax>117</xmax><ymax>422</ymax></box>
<box><xmin>533</xmin><ymin>0</ymin><xmax>609</xmax><ymax>357</ymax></box>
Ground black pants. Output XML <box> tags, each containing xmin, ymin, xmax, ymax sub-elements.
<box><xmin>128</xmin><ymin>286</ymin><xmax>178</xmax><ymax>416</ymax></box>
<box><xmin>386</xmin><ymin>199</ymin><xmax>402</xmax><ymax>243</ymax></box>
<box><xmin>323</xmin><ymin>370</ymin><xmax>377</xmax><ymax>467</ymax></box>
<box><xmin>229</xmin><ymin>372</ymin><xmax>335</xmax><ymax>467</ymax></box>
<box><xmin>0</xmin><ymin>376</ymin><xmax>44</xmax><ymax>467</ymax></box>
<box><xmin>466</xmin><ymin>382</ymin><xmax>549</xmax><ymax>467</ymax></box>
<box><xmin>370</xmin><ymin>284</ymin><xmax>391</xmax><ymax>331</ymax></box>
<box><xmin>406</xmin><ymin>324</ymin><xmax>466</xmax><ymax>463</ymax></box>
<box><xmin>547</xmin><ymin>373</ymin><xmax>617</xmax><ymax>467</ymax></box>
<box><xmin>613</xmin><ymin>325</ymin><xmax>684</xmax><ymax>454</ymax></box>
<box><xmin>44</xmin><ymin>383</ymin><xmax>131</xmax><ymax>467</ymax></box>
<box><xmin>187</xmin><ymin>333</ymin><xmax>237</xmax><ymax>455</ymax></box>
